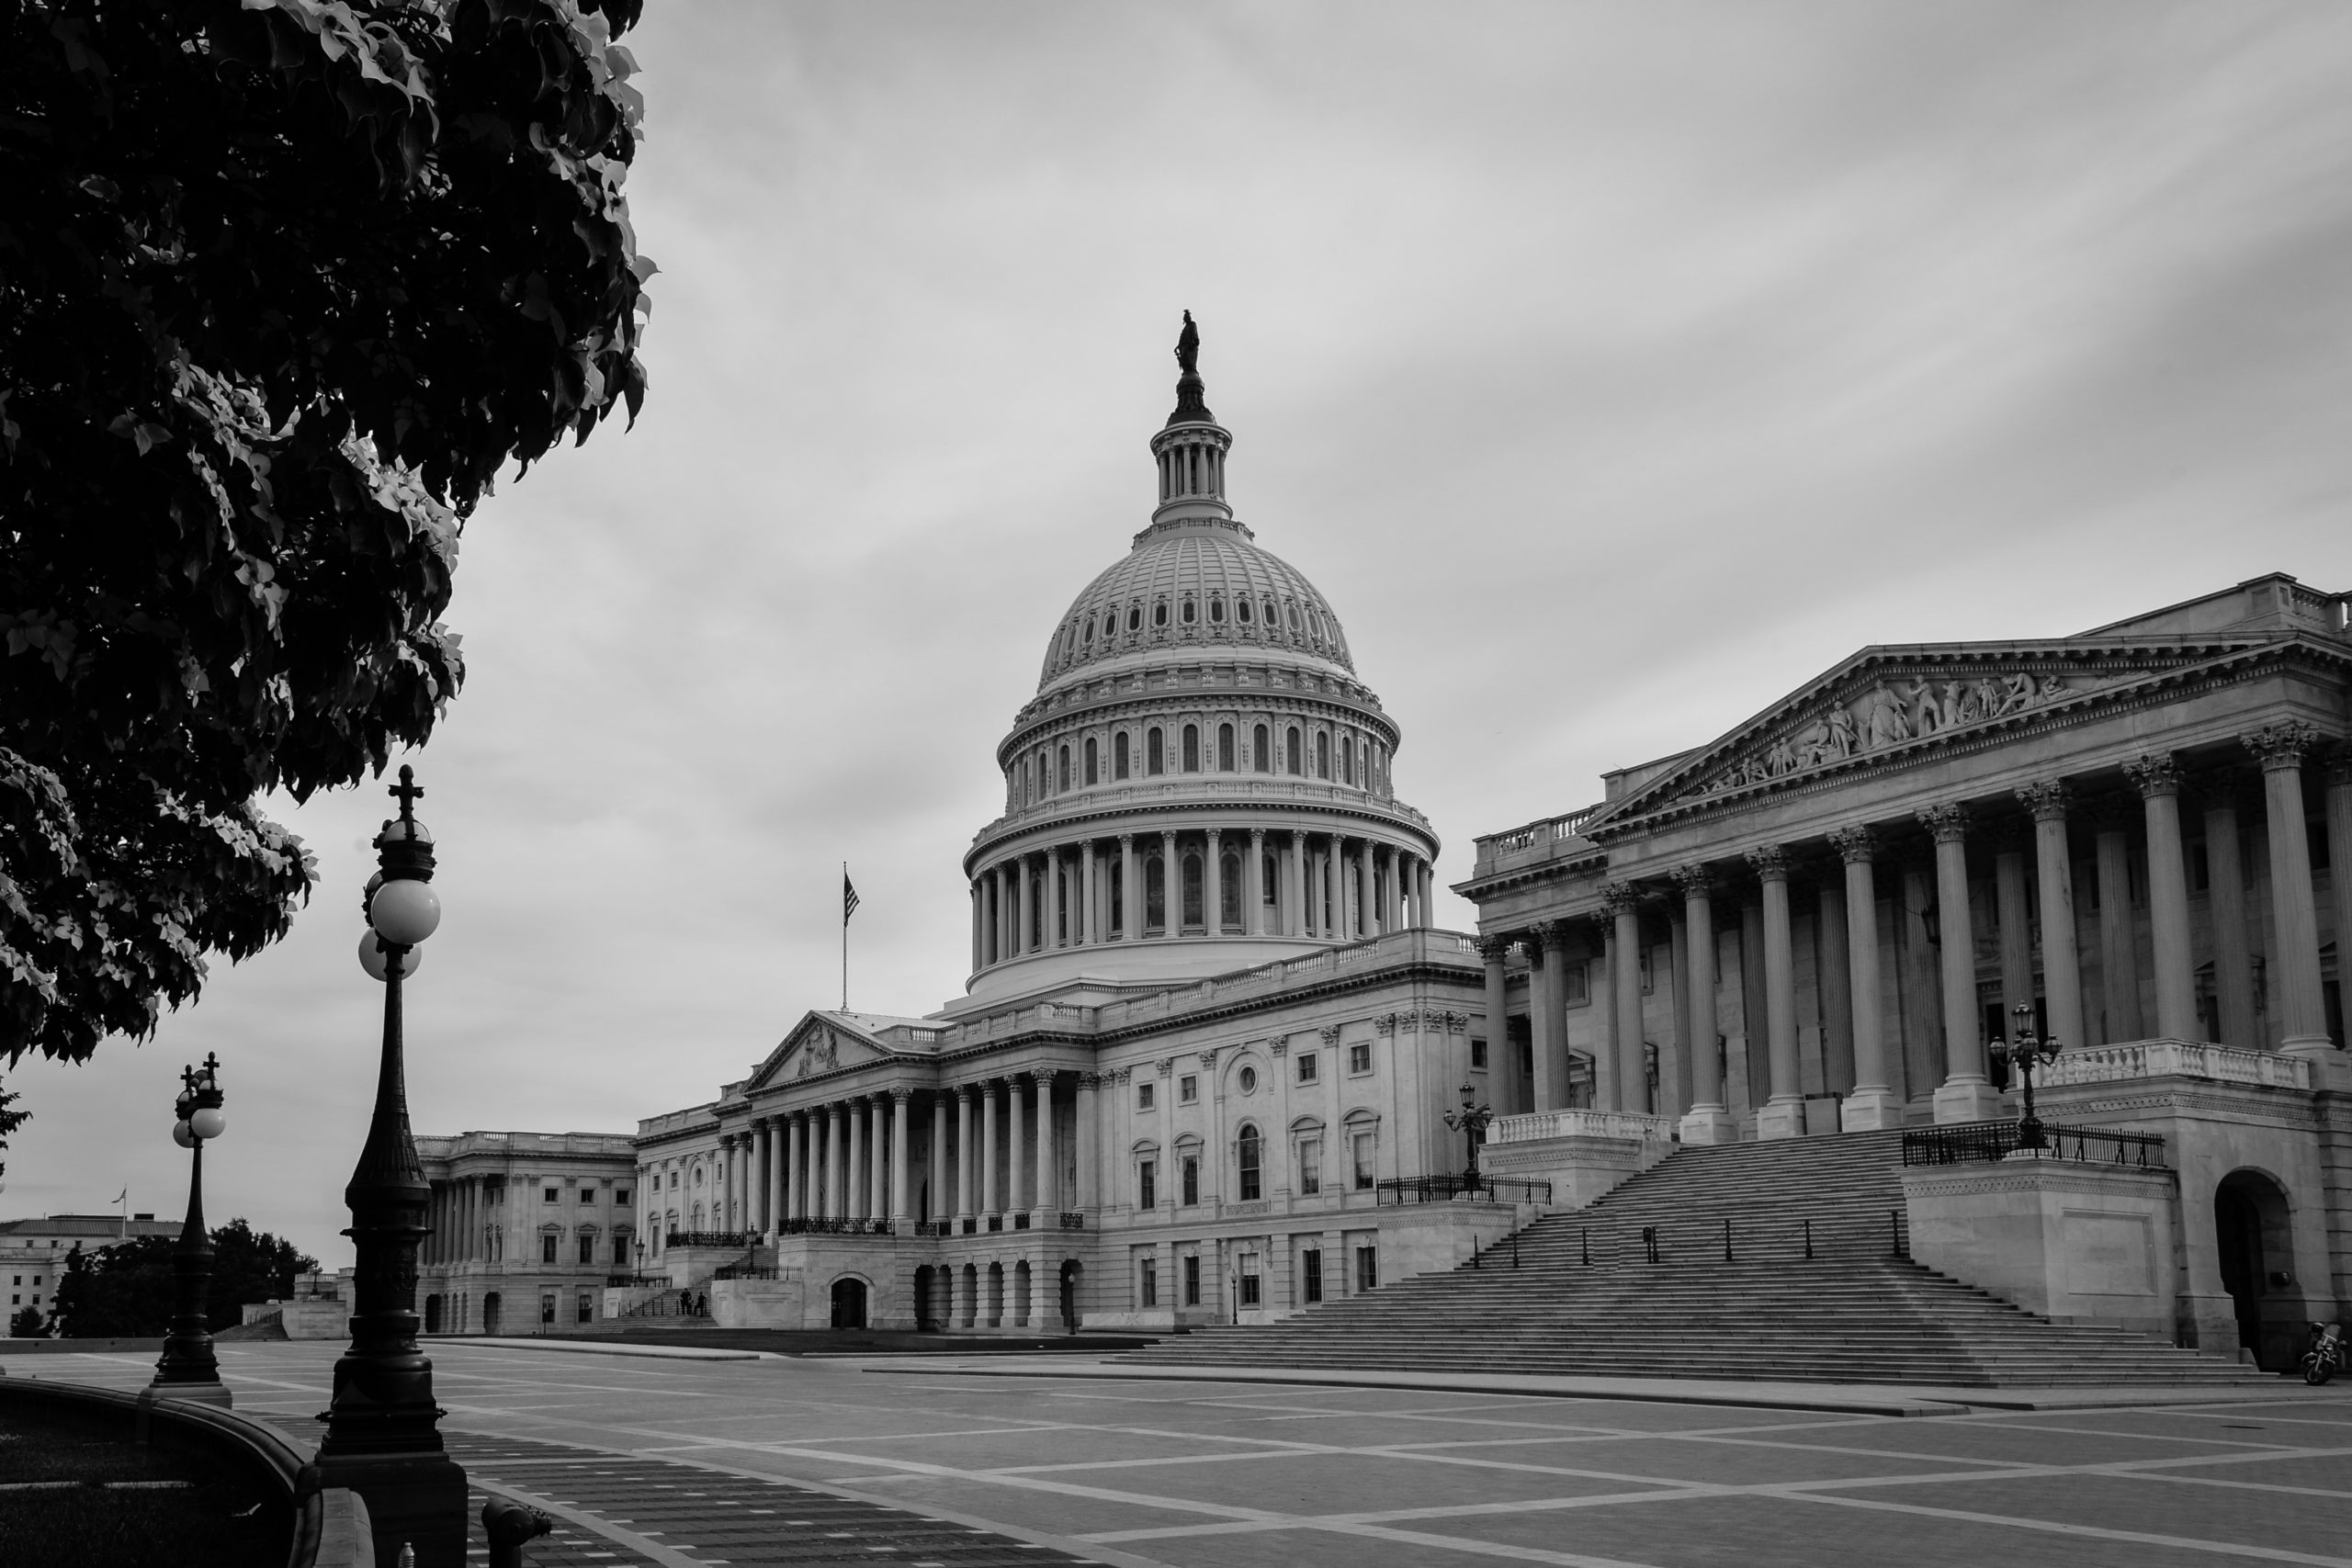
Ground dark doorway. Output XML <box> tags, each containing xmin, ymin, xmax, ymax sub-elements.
<box><xmin>481</xmin><ymin>1292</ymin><xmax>503</xmax><ymax>1337</ymax></box>
<box><xmin>830</xmin><ymin>1276</ymin><xmax>867</xmax><ymax>1330</ymax></box>
<box><xmin>2215</xmin><ymin>1170</ymin><xmax>2294</xmax><ymax>1370</ymax></box>
<box><xmin>913</xmin><ymin>1267</ymin><xmax>941</xmax><ymax>1332</ymax></box>
<box><xmin>1058</xmin><ymin>1260</ymin><xmax>1081</xmax><ymax>1332</ymax></box>
<box><xmin>424</xmin><ymin>1294</ymin><xmax>443</xmax><ymax>1335</ymax></box>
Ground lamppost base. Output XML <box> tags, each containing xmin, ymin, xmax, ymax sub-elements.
<box><xmin>139</xmin><ymin>1382</ymin><xmax>232</xmax><ymax>1408</ymax></box>
<box><xmin>312</xmin><ymin>1449</ymin><xmax>469</xmax><ymax>1568</ymax></box>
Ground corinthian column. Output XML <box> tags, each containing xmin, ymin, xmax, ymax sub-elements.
<box><xmin>1159</xmin><ymin>830</ymin><xmax>1178</xmax><ymax>937</ymax></box>
<box><xmin>2245</xmin><ymin>720</ymin><xmax>2333</xmax><ymax>1057</ymax></box>
<box><xmin>1674</xmin><ymin>868</ymin><xmax>1735</xmax><ymax>1143</ymax></box>
<box><xmin>1204</xmin><ymin>828</ymin><xmax>1224</xmax><ymax>935</ymax></box>
<box><xmin>1531</xmin><ymin>924</ymin><xmax>1564</xmax><ymax>1110</ymax></box>
<box><xmin>2199</xmin><ymin>773</ymin><xmax>2258</xmax><ymax>1048</ymax></box>
<box><xmin>889</xmin><ymin>1090</ymin><xmax>911</xmax><ymax>1226</ymax></box>
<box><xmin>1603</xmin><ymin>884</ymin><xmax>1645</xmax><ymax>1114</ymax></box>
<box><xmin>955</xmin><ymin>1088</ymin><xmax>976</xmax><ymax>1227</ymax></box>
<box><xmin>1747</xmin><ymin>847</ymin><xmax>1805</xmax><ymax>1139</ymax></box>
<box><xmin>2125</xmin><ymin>751</ymin><xmax>2199</xmax><ymax>1039</ymax></box>
<box><xmin>1919</xmin><ymin>806</ymin><xmax>1999</xmax><ymax>1122</ymax></box>
<box><xmin>1476</xmin><ymin>936</ymin><xmax>1515</xmax><ymax>1115</ymax></box>
<box><xmin>1828</xmin><ymin>828</ymin><xmax>1903</xmax><ymax>1129</ymax></box>
<box><xmin>2091</xmin><ymin>797</ymin><xmax>2144</xmax><ymax>1042</ymax></box>
<box><xmin>2016</xmin><ymin>780</ymin><xmax>2086</xmax><ymax>1053</ymax></box>
<box><xmin>1248</xmin><ymin>828</ymin><xmax>1267</xmax><ymax>936</ymax></box>
<box><xmin>1119</xmin><ymin>833</ymin><xmax>1138</xmax><ymax>941</ymax></box>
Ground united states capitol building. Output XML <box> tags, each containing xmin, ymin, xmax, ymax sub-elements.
<box><xmin>415</xmin><ymin>325</ymin><xmax>2352</xmax><ymax>1372</ymax></box>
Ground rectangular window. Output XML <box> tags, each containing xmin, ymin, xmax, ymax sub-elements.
<box><xmin>1298</xmin><ymin>1137</ymin><xmax>1321</xmax><ymax>1195</ymax></box>
<box><xmin>1180</xmin><ymin>1074</ymin><xmax>1198</xmax><ymax>1103</ymax></box>
<box><xmin>1148</xmin><ymin>728</ymin><xmax>1165</xmax><ymax>775</ymax></box>
<box><xmin>614</xmin><ymin>1237</ymin><xmax>630</xmax><ymax>1266</ymax></box>
<box><xmin>1137</xmin><ymin>1081</ymin><xmax>1155</xmax><ymax>1111</ymax></box>
<box><xmin>540</xmin><ymin>1292</ymin><xmax>557</xmax><ymax>1325</ymax></box>
<box><xmin>1355</xmin><ymin>1247</ymin><xmax>1379</xmax><ymax>1293</ymax></box>
<box><xmin>543</xmin><ymin>1187</ymin><xmax>559</xmax><ymax>1203</ymax></box>
<box><xmin>1139</xmin><ymin>1258</ymin><xmax>1158</xmax><ymax>1307</ymax></box>
<box><xmin>577</xmin><ymin>1235</ymin><xmax>595</xmax><ymax>1265</ymax></box>
<box><xmin>1564</xmin><ymin>962</ymin><xmax>1589</xmax><ymax>1004</ymax></box>
<box><xmin>1303</xmin><ymin>1249</ymin><xmax>1323</xmax><ymax>1303</ymax></box>
<box><xmin>1138</xmin><ymin>1159</ymin><xmax>1157</xmax><ymax>1210</ymax></box>
<box><xmin>539</xmin><ymin>1234</ymin><xmax>558</xmax><ymax>1263</ymax></box>
<box><xmin>577</xmin><ymin>1292</ymin><xmax>594</xmax><ymax>1325</ymax></box>
<box><xmin>1183</xmin><ymin>1255</ymin><xmax>1201</xmax><ymax>1306</ymax></box>
<box><xmin>615</xmin><ymin>1189</ymin><xmax>631</xmax><ymax>1205</ymax></box>
<box><xmin>1239</xmin><ymin>1257</ymin><xmax>1261</xmax><ymax>1307</ymax></box>
<box><xmin>1296</xmin><ymin>1053</ymin><xmax>1317</xmax><ymax>1083</ymax></box>
<box><xmin>580</xmin><ymin>1188</ymin><xmax>595</xmax><ymax>1203</ymax></box>
<box><xmin>1470</xmin><ymin>1038</ymin><xmax>1487</xmax><ymax>1068</ymax></box>
<box><xmin>1348</xmin><ymin>1043</ymin><xmax>1372</xmax><ymax>1075</ymax></box>
<box><xmin>1639</xmin><ymin>947</ymin><xmax>1654</xmax><ymax>994</ymax></box>
<box><xmin>1351</xmin><ymin>1132</ymin><xmax>1375</xmax><ymax>1190</ymax></box>
<box><xmin>1115</xmin><ymin>731</ymin><xmax>1131</xmax><ymax>780</ymax></box>
<box><xmin>1182</xmin><ymin>1155</ymin><xmax>1200</xmax><ymax>1206</ymax></box>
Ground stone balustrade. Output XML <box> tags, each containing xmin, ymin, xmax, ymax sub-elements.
<box><xmin>1490</xmin><ymin>1108</ymin><xmax>1679</xmax><ymax>1145</ymax></box>
<box><xmin>2040</xmin><ymin>1038</ymin><xmax>2312</xmax><ymax>1091</ymax></box>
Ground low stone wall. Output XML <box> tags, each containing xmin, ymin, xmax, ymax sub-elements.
<box><xmin>1904</xmin><ymin>1155</ymin><xmax>2178</xmax><ymax>1338</ymax></box>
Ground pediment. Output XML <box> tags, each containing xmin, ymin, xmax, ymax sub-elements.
<box><xmin>744</xmin><ymin>1011</ymin><xmax>890</xmax><ymax>1091</ymax></box>
<box><xmin>1612</xmin><ymin>641</ymin><xmax>2260</xmax><ymax>818</ymax></box>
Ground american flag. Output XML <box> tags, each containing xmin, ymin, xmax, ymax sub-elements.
<box><xmin>843</xmin><ymin>870</ymin><xmax>860</xmax><ymax>925</ymax></box>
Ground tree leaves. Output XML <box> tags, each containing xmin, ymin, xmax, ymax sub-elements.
<box><xmin>1</xmin><ymin>0</ymin><xmax>650</xmax><ymax>1063</ymax></box>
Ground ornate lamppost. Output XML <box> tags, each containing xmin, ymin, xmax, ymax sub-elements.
<box><xmin>145</xmin><ymin>1054</ymin><xmax>230</xmax><ymax>1405</ymax></box>
<box><xmin>314</xmin><ymin>766</ymin><xmax>467</xmax><ymax>1568</ymax></box>
<box><xmin>1995</xmin><ymin>1000</ymin><xmax>2063</xmax><ymax>1151</ymax></box>
<box><xmin>1442</xmin><ymin>1080</ymin><xmax>1496</xmax><ymax>1187</ymax></box>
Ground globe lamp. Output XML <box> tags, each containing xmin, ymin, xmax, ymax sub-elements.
<box><xmin>357</xmin><ymin>930</ymin><xmax>423</xmax><ymax>982</ymax></box>
<box><xmin>190</xmin><ymin>1106</ymin><xmax>227</xmax><ymax>1141</ymax></box>
<box><xmin>368</xmin><ymin>879</ymin><xmax>442</xmax><ymax>946</ymax></box>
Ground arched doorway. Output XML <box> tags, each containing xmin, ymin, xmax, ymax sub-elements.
<box><xmin>986</xmin><ymin>1261</ymin><xmax>1005</xmax><ymax>1327</ymax></box>
<box><xmin>960</xmin><ymin>1263</ymin><xmax>978</xmax><ymax>1329</ymax></box>
<box><xmin>481</xmin><ymin>1292</ymin><xmax>503</xmax><ymax>1337</ymax></box>
<box><xmin>1013</xmin><ymin>1260</ymin><xmax>1032</xmax><ymax>1327</ymax></box>
<box><xmin>830</xmin><ymin>1276</ymin><xmax>867</xmax><ymax>1330</ymax></box>
<box><xmin>2216</xmin><ymin>1169</ymin><xmax>2294</xmax><ymax>1370</ymax></box>
<box><xmin>424</xmin><ymin>1294</ymin><xmax>443</xmax><ymax>1335</ymax></box>
<box><xmin>1058</xmin><ymin>1261</ymin><xmax>1081</xmax><ymax>1332</ymax></box>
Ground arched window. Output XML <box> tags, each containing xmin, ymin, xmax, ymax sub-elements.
<box><xmin>1153</xmin><ymin>602</ymin><xmax>1169</xmax><ymax>627</ymax></box>
<box><xmin>1220</xmin><ymin>852</ymin><xmax>1242</xmax><ymax>929</ymax></box>
<box><xmin>1182</xmin><ymin>724</ymin><xmax>1200</xmax><ymax>772</ymax></box>
<box><xmin>1182</xmin><ymin>852</ymin><xmax>1204</xmax><ymax>928</ymax></box>
<box><xmin>1208</xmin><ymin>596</ymin><xmax>1226</xmax><ymax>624</ymax></box>
<box><xmin>1146</xmin><ymin>855</ymin><xmax>1166</xmax><ymax>931</ymax></box>
<box><xmin>1058</xmin><ymin>745</ymin><xmax>1070</xmax><ymax>792</ymax></box>
<box><xmin>1238</xmin><ymin>599</ymin><xmax>1253</xmax><ymax>624</ymax></box>
<box><xmin>1109</xmin><ymin>859</ymin><xmax>1125</xmax><ymax>935</ymax></box>
<box><xmin>1217</xmin><ymin>723</ymin><xmax>1235</xmax><ymax>771</ymax></box>
<box><xmin>1317</xmin><ymin>731</ymin><xmax>1331</xmax><ymax>779</ymax></box>
<box><xmin>1148</xmin><ymin>728</ymin><xmax>1165</xmax><ymax>775</ymax></box>
<box><xmin>1286</xmin><ymin>603</ymin><xmax>1300</xmax><ymax>629</ymax></box>
<box><xmin>1253</xmin><ymin>723</ymin><xmax>1270</xmax><ymax>773</ymax></box>
<box><xmin>1181</xmin><ymin>598</ymin><xmax>1197</xmax><ymax>625</ymax></box>
<box><xmin>1080</xmin><ymin>617</ymin><xmax>1092</xmax><ymax>645</ymax></box>
<box><xmin>1261</xmin><ymin>852</ymin><xmax>1278</xmax><ymax>905</ymax></box>
<box><xmin>1286</xmin><ymin>727</ymin><xmax>1303</xmax><ymax>774</ymax></box>
<box><xmin>1126</xmin><ymin>606</ymin><xmax>1141</xmax><ymax>632</ymax></box>
<box><xmin>1340</xmin><ymin>736</ymin><xmax>1353</xmax><ymax>784</ymax></box>
<box><xmin>1114</xmin><ymin>731</ymin><xmax>1130</xmax><ymax>780</ymax></box>
<box><xmin>1084</xmin><ymin>737</ymin><xmax>1098</xmax><ymax>785</ymax></box>
<box><xmin>1238</xmin><ymin>1124</ymin><xmax>1261</xmax><ymax>1201</ymax></box>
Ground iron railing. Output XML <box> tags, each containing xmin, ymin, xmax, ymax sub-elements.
<box><xmin>913</xmin><ymin>1220</ymin><xmax>956</xmax><ymax>1237</ymax></box>
<box><xmin>1536</xmin><ymin>1209</ymin><xmax>1913</xmax><ymax>1268</ymax></box>
<box><xmin>604</xmin><ymin>1273</ymin><xmax>665</xmax><ymax>1288</ymax></box>
<box><xmin>776</xmin><ymin>1216</ymin><xmax>892</xmax><ymax>1236</ymax></box>
<box><xmin>664</xmin><ymin>1230</ymin><xmax>751</xmax><ymax>1247</ymax></box>
<box><xmin>713</xmin><ymin>1262</ymin><xmax>785</xmax><ymax>1280</ymax></box>
<box><xmin>1376</xmin><ymin>1174</ymin><xmax>1554</xmax><ymax>1207</ymax></box>
<box><xmin>1058</xmin><ymin>1212</ymin><xmax>1086</xmax><ymax>1230</ymax></box>
<box><xmin>1901</xmin><ymin>1120</ymin><xmax>2167</xmax><ymax>1169</ymax></box>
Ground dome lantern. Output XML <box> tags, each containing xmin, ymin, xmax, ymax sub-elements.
<box><xmin>1149</xmin><ymin>310</ymin><xmax>1233</xmax><ymax>527</ymax></box>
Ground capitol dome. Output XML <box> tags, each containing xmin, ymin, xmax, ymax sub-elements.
<box><xmin>954</xmin><ymin>317</ymin><xmax>1441</xmax><ymax>1009</ymax></box>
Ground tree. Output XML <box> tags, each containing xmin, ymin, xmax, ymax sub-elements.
<box><xmin>48</xmin><ymin>1217</ymin><xmax>318</xmax><ymax>1336</ymax></box>
<box><xmin>0</xmin><ymin>1076</ymin><xmax>23</xmax><ymax>1177</ymax></box>
<box><xmin>2</xmin><ymin>0</ymin><xmax>652</xmax><ymax>1063</ymax></box>
<box><xmin>8</xmin><ymin>1304</ymin><xmax>47</xmax><ymax>1337</ymax></box>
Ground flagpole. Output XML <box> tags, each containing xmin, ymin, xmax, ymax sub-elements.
<box><xmin>842</xmin><ymin>861</ymin><xmax>849</xmax><ymax>1012</ymax></box>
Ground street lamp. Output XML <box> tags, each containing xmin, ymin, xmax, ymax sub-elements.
<box><xmin>145</xmin><ymin>1054</ymin><xmax>230</xmax><ymax>1406</ymax></box>
<box><xmin>1995</xmin><ymin>1000</ymin><xmax>2063</xmax><ymax>1151</ymax></box>
<box><xmin>314</xmin><ymin>765</ymin><xmax>467</xmax><ymax>1568</ymax></box>
<box><xmin>1442</xmin><ymin>1079</ymin><xmax>1496</xmax><ymax>1186</ymax></box>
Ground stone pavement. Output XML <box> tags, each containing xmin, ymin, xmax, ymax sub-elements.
<box><xmin>16</xmin><ymin>1340</ymin><xmax>2352</xmax><ymax>1567</ymax></box>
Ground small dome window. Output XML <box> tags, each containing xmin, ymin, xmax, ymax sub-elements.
<box><xmin>1181</xmin><ymin>599</ymin><xmax>1197</xmax><ymax>625</ymax></box>
<box><xmin>1126</xmin><ymin>606</ymin><xmax>1141</xmax><ymax>633</ymax></box>
<box><xmin>1208</xmin><ymin>596</ymin><xmax>1225</xmax><ymax>624</ymax></box>
<box><xmin>1237</xmin><ymin>599</ymin><xmax>1252</xmax><ymax>624</ymax></box>
<box><xmin>1105</xmin><ymin>611</ymin><xmax>1119</xmax><ymax>638</ymax></box>
<box><xmin>1080</xmin><ymin>618</ymin><xmax>1092</xmax><ymax>644</ymax></box>
<box><xmin>1154</xmin><ymin>602</ymin><xmax>1170</xmax><ymax>627</ymax></box>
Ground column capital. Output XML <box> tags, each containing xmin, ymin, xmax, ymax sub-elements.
<box><xmin>1917</xmin><ymin>802</ymin><xmax>1972</xmax><ymax>841</ymax></box>
<box><xmin>2123</xmin><ymin>750</ymin><xmax>2183</xmax><ymax>798</ymax></box>
<box><xmin>1117</xmin><ymin>831</ymin><xmax>1134</xmax><ymax>846</ymax></box>
<box><xmin>1743</xmin><ymin>844</ymin><xmax>1791</xmax><ymax>881</ymax></box>
<box><xmin>2324</xmin><ymin>750</ymin><xmax>2352</xmax><ymax>788</ymax></box>
<box><xmin>889</xmin><ymin>1087</ymin><xmax>913</xmax><ymax>1104</ymax></box>
<box><xmin>1598</xmin><ymin>880</ymin><xmax>1640</xmax><ymax>916</ymax></box>
<box><xmin>1826</xmin><ymin>825</ymin><xmax>1875</xmax><ymax>864</ymax></box>
<box><xmin>1204</xmin><ymin>825</ymin><xmax>1222</xmax><ymax>844</ymax></box>
<box><xmin>1669</xmin><ymin>864</ymin><xmax>1714</xmax><ymax>897</ymax></box>
<box><xmin>1532</xmin><ymin>919</ymin><xmax>1569</xmax><ymax>952</ymax></box>
<box><xmin>1474</xmin><ymin>934</ymin><xmax>1513</xmax><ymax>962</ymax></box>
<box><xmin>1248</xmin><ymin>825</ymin><xmax>1266</xmax><ymax>843</ymax></box>
<box><xmin>2014</xmin><ymin>781</ymin><xmax>2069</xmax><ymax>822</ymax></box>
<box><xmin>1196</xmin><ymin>1048</ymin><xmax>1219</xmax><ymax>1067</ymax></box>
<box><xmin>2244</xmin><ymin>718</ymin><xmax>2325</xmax><ymax>771</ymax></box>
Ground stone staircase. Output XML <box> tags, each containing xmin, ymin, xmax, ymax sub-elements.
<box><xmin>1123</xmin><ymin>1129</ymin><xmax>2267</xmax><ymax>1387</ymax></box>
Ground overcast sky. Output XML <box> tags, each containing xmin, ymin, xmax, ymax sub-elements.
<box><xmin>6</xmin><ymin>2</ymin><xmax>2348</xmax><ymax>1269</ymax></box>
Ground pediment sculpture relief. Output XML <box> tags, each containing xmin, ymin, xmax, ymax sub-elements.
<box><xmin>1687</xmin><ymin>670</ymin><xmax>2074</xmax><ymax>799</ymax></box>
<box><xmin>792</xmin><ymin>1030</ymin><xmax>841</xmax><ymax>1079</ymax></box>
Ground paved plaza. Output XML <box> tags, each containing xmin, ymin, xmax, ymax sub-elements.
<box><xmin>14</xmin><ymin>1341</ymin><xmax>2352</xmax><ymax>1567</ymax></box>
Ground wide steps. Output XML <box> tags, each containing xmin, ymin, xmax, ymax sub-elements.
<box><xmin>1123</xmin><ymin>1131</ymin><xmax>2262</xmax><ymax>1388</ymax></box>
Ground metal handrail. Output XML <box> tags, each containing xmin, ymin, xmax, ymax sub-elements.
<box><xmin>1901</xmin><ymin>1119</ymin><xmax>2167</xmax><ymax>1168</ymax></box>
<box><xmin>663</xmin><ymin>1230</ymin><xmax>752</xmax><ymax>1247</ymax></box>
<box><xmin>1376</xmin><ymin>1174</ymin><xmax>1553</xmax><ymax>1207</ymax></box>
<box><xmin>1551</xmin><ymin>1212</ymin><xmax>1915</xmax><ymax>1267</ymax></box>
<box><xmin>775</xmin><ymin>1216</ymin><xmax>892</xmax><ymax>1236</ymax></box>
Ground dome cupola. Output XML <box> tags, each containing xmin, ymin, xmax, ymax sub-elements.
<box><xmin>954</xmin><ymin>317</ymin><xmax>1441</xmax><ymax>1010</ymax></box>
